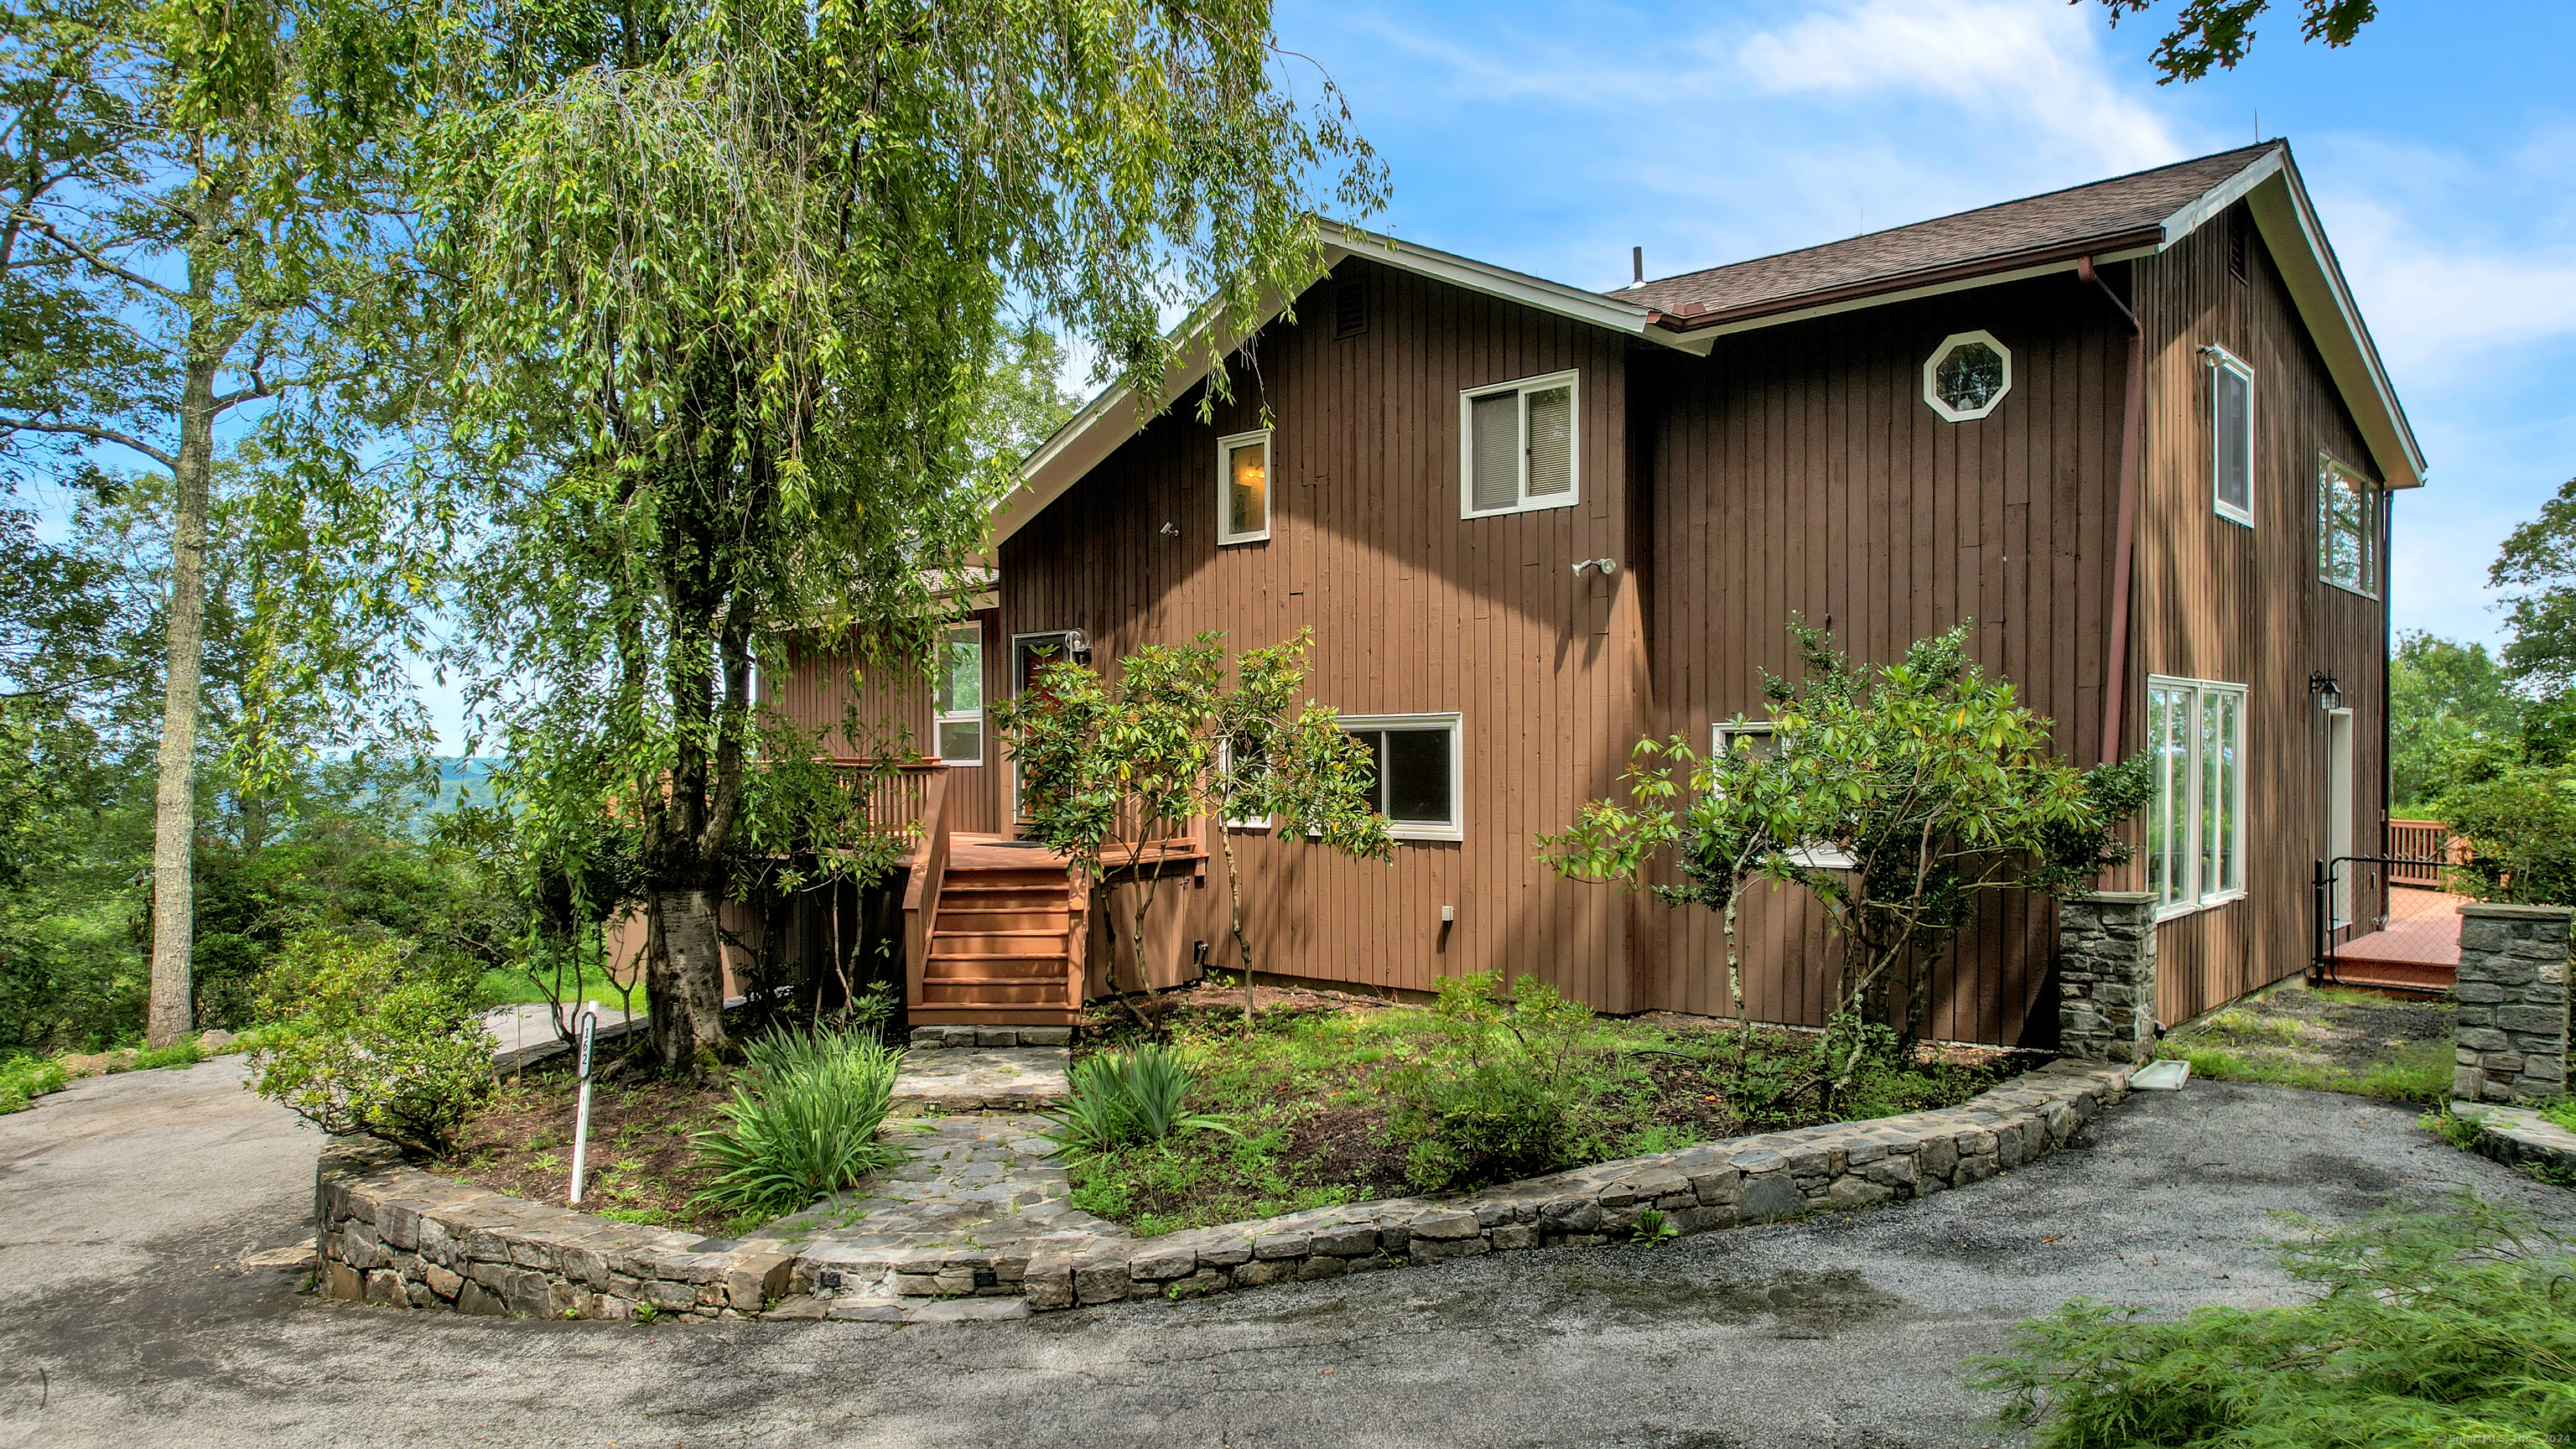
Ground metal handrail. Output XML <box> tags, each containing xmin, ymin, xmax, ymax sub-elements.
<box><xmin>2310</xmin><ymin>852</ymin><xmax>2449</xmax><ymax>987</ymax></box>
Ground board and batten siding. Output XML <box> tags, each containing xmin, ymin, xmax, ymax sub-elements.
<box><xmin>1001</xmin><ymin>257</ymin><xmax>1653</xmax><ymax>1009</ymax></box>
<box><xmin>761</xmin><ymin>608</ymin><xmax>1009</xmax><ymax>837</ymax></box>
<box><xmin>2124</xmin><ymin>205</ymin><xmax>2389</xmax><ymax>1027</ymax></box>
<box><xmin>1638</xmin><ymin>273</ymin><xmax>2132</xmax><ymax>1046</ymax></box>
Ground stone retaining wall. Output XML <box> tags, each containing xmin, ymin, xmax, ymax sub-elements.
<box><xmin>812</xmin><ymin>1058</ymin><xmax>2133</xmax><ymax>1313</ymax></box>
<box><xmin>315</xmin><ymin>1141</ymin><xmax>795</xmax><ymax>1320</ymax></box>
<box><xmin>2449</xmin><ymin>1100</ymin><xmax>2576</xmax><ymax>1177</ymax></box>
<box><xmin>2454</xmin><ymin>902</ymin><xmax>2573</xmax><ymax>1104</ymax></box>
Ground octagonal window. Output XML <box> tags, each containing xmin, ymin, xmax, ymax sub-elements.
<box><xmin>1924</xmin><ymin>330</ymin><xmax>2012</xmax><ymax>422</ymax></box>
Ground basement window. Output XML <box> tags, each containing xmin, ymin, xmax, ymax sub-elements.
<box><xmin>932</xmin><ymin>625</ymin><xmax>984</xmax><ymax>766</ymax></box>
<box><xmin>1461</xmin><ymin>371</ymin><xmax>1578</xmax><ymax>517</ymax></box>
<box><xmin>1337</xmin><ymin>714</ymin><xmax>1462</xmax><ymax>841</ymax></box>
<box><xmin>1218</xmin><ymin>428</ymin><xmax>1270</xmax><ymax>545</ymax></box>
<box><xmin>2146</xmin><ymin>675</ymin><xmax>2246</xmax><ymax>917</ymax></box>
<box><xmin>2210</xmin><ymin>346</ymin><xmax>2256</xmax><ymax>527</ymax></box>
<box><xmin>1923</xmin><ymin>331</ymin><xmax>2011</xmax><ymax>422</ymax></box>
<box><xmin>2318</xmin><ymin>456</ymin><xmax>2380</xmax><ymax>597</ymax></box>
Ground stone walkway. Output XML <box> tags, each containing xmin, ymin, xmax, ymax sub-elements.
<box><xmin>755</xmin><ymin>1044</ymin><xmax>1111</xmax><ymax>1322</ymax></box>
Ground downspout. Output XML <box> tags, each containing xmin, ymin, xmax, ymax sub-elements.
<box><xmin>2379</xmin><ymin>487</ymin><xmax>2394</xmax><ymax>928</ymax></box>
<box><xmin>2079</xmin><ymin>257</ymin><xmax>2146</xmax><ymax>770</ymax></box>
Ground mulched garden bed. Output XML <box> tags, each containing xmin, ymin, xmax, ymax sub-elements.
<box><xmin>1067</xmin><ymin>983</ymin><xmax>2045</xmax><ymax>1236</ymax></box>
<box><xmin>433</xmin><ymin>1061</ymin><xmax>750</xmax><ymax>1238</ymax></box>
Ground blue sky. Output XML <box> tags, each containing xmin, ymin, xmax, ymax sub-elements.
<box><xmin>1270</xmin><ymin>0</ymin><xmax>2576</xmax><ymax>652</ymax></box>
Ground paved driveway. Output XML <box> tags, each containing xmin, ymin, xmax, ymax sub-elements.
<box><xmin>3</xmin><ymin>1062</ymin><xmax>2568</xmax><ymax>1449</ymax></box>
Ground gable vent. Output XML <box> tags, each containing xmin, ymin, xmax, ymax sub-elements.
<box><xmin>2229</xmin><ymin>216</ymin><xmax>2249</xmax><ymax>285</ymax></box>
<box><xmin>1333</xmin><ymin>281</ymin><xmax>1368</xmax><ymax>339</ymax></box>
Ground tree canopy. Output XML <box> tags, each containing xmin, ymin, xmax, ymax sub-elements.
<box><xmin>2090</xmin><ymin>0</ymin><xmax>2384</xmax><ymax>83</ymax></box>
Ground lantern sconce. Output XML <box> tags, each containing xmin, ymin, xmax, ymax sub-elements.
<box><xmin>2309</xmin><ymin>672</ymin><xmax>2342</xmax><ymax>712</ymax></box>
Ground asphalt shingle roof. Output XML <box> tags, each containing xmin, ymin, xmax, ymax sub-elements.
<box><xmin>1611</xmin><ymin>143</ymin><xmax>2278</xmax><ymax>326</ymax></box>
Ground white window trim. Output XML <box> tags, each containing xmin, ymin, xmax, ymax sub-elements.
<box><xmin>2207</xmin><ymin>345</ymin><xmax>2256</xmax><ymax>528</ymax></box>
<box><xmin>1215</xmin><ymin>738</ymin><xmax>1270</xmax><ymax>831</ymax></box>
<box><xmin>1334</xmin><ymin>712</ymin><xmax>1464</xmax><ymax>843</ymax></box>
<box><xmin>1216</xmin><ymin>428</ymin><xmax>1272</xmax><ymax>546</ymax></box>
<box><xmin>2147</xmin><ymin>673</ymin><xmax>2249</xmax><ymax>922</ymax></box>
<box><xmin>1457</xmin><ymin>369</ymin><xmax>1580</xmax><ymax>519</ymax></box>
<box><xmin>2317</xmin><ymin>454</ymin><xmax>2380</xmax><ymax>600</ymax></box>
<box><xmin>1921</xmin><ymin>330</ymin><xmax>2012</xmax><ymax>423</ymax></box>
<box><xmin>931</xmin><ymin>624</ymin><xmax>984</xmax><ymax>766</ymax></box>
<box><xmin>1709</xmin><ymin>720</ymin><xmax>1853</xmax><ymax>870</ymax></box>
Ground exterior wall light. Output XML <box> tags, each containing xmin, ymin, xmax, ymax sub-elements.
<box><xmin>2309</xmin><ymin>672</ymin><xmax>2342</xmax><ymax>711</ymax></box>
<box><xmin>1066</xmin><ymin>630</ymin><xmax>1092</xmax><ymax>663</ymax></box>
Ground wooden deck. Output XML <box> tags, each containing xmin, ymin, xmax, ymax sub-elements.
<box><xmin>906</xmin><ymin>830</ymin><xmax>1211</xmax><ymax>1027</ymax></box>
<box><xmin>2319</xmin><ymin>886</ymin><xmax>2463</xmax><ymax>995</ymax></box>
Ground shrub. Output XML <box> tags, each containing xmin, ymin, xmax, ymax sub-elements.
<box><xmin>1387</xmin><ymin>974</ymin><xmax>1597</xmax><ymax>1192</ymax></box>
<box><xmin>1041</xmin><ymin>1042</ymin><xmax>1235</xmax><ymax>1156</ymax></box>
<box><xmin>247</xmin><ymin>931</ymin><xmax>497</xmax><ymax>1157</ymax></box>
<box><xmin>2438</xmin><ymin>762</ymin><xmax>2576</xmax><ymax>905</ymax></box>
<box><xmin>0</xmin><ymin>1054</ymin><xmax>68</xmax><ymax>1114</ymax></box>
<box><xmin>1971</xmin><ymin>1195</ymin><xmax>2576</xmax><ymax>1447</ymax></box>
<box><xmin>689</xmin><ymin>1026</ymin><xmax>901</xmax><ymax>1218</ymax></box>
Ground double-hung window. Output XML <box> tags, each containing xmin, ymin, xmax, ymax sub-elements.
<box><xmin>1460</xmin><ymin>371</ymin><xmax>1577</xmax><ymax>517</ymax></box>
<box><xmin>2317</xmin><ymin>457</ymin><xmax>2379</xmax><ymax>596</ymax></box>
<box><xmin>2145</xmin><ymin>676</ymin><xmax>2246</xmax><ymax>917</ymax></box>
<box><xmin>1337</xmin><ymin>714</ymin><xmax>1462</xmax><ymax>841</ymax></box>
<box><xmin>2209</xmin><ymin>346</ymin><xmax>2255</xmax><ymax>527</ymax></box>
<box><xmin>1218</xmin><ymin>428</ymin><xmax>1270</xmax><ymax>545</ymax></box>
<box><xmin>932</xmin><ymin>625</ymin><xmax>984</xmax><ymax>766</ymax></box>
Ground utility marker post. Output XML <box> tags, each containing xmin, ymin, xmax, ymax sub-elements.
<box><xmin>568</xmin><ymin>1000</ymin><xmax>599</xmax><ymax>1206</ymax></box>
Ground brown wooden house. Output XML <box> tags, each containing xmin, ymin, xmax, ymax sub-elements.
<box><xmin>769</xmin><ymin>141</ymin><xmax>2423</xmax><ymax>1045</ymax></box>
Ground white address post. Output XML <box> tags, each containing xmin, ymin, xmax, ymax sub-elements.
<box><xmin>568</xmin><ymin>1001</ymin><xmax>599</xmax><ymax>1207</ymax></box>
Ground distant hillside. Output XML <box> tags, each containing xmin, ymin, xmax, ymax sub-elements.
<box><xmin>421</xmin><ymin>757</ymin><xmax>506</xmax><ymax>813</ymax></box>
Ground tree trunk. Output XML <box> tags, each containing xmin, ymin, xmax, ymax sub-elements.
<box><xmin>143</xmin><ymin>229</ymin><xmax>223</xmax><ymax>1049</ymax></box>
<box><xmin>647</xmin><ymin>887</ymin><xmax>731</xmax><ymax>1073</ymax></box>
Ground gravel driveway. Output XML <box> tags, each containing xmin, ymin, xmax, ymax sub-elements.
<box><xmin>3</xmin><ymin>1057</ymin><xmax>2567</xmax><ymax>1449</ymax></box>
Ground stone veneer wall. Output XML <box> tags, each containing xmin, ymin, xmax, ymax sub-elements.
<box><xmin>819</xmin><ymin>1060</ymin><xmax>2133</xmax><ymax>1312</ymax></box>
<box><xmin>2056</xmin><ymin>892</ymin><xmax>2158</xmax><ymax>1062</ymax></box>
<box><xmin>316</xmin><ymin>1141</ymin><xmax>795</xmax><ymax>1319</ymax></box>
<box><xmin>2454</xmin><ymin>902</ymin><xmax>2573</xmax><ymax>1104</ymax></box>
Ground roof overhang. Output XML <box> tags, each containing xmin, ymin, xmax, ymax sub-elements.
<box><xmin>989</xmin><ymin>223</ymin><xmax>1716</xmax><ymax>549</ymax></box>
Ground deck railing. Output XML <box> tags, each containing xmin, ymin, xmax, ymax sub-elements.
<box><xmin>2386</xmin><ymin>819</ymin><xmax>2463</xmax><ymax>888</ymax></box>
<box><xmin>826</xmin><ymin>756</ymin><xmax>947</xmax><ymax>839</ymax></box>
<box><xmin>900</xmin><ymin>766</ymin><xmax>953</xmax><ymax>1014</ymax></box>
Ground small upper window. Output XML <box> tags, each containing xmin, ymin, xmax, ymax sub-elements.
<box><xmin>1333</xmin><ymin>281</ymin><xmax>1368</xmax><ymax>339</ymax></box>
<box><xmin>1923</xmin><ymin>331</ymin><xmax>2011</xmax><ymax>422</ymax></box>
<box><xmin>1337</xmin><ymin>714</ymin><xmax>1462</xmax><ymax>841</ymax></box>
<box><xmin>1218</xmin><ymin>429</ymin><xmax>1270</xmax><ymax>545</ymax></box>
<box><xmin>2318</xmin><ymin>457</ymin><xmax>2380</xmax><ymax>597</ymax></box>
<box><xmin>1461</xmin><ymin>371</ymin><xmax>1577</xmax><ymax>517</ymax></box>
<box><xmin>932</xmin><ymin>624</ymin><xmax>984</xmax><ymax>766</ymax></box>
<box><xmin>2210</xmin><ymin>345</ymin><xmax>2255</xmax><ymax>527</ymax></box>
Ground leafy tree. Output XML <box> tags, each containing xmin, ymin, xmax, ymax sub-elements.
<box><xmin>1</xmin><ymin>0</ymin><xmax>433</xmax><ymax>1044</ymax></box>
<box><xmin>969</xmin><ymin>319</ymin><xmax>1083</xmax><ymax>475</ymax></box>
<box><xmin>422</xmin><ymin>0</ymin><xmax>1384</xmax><ymax>1072</ymax></box>
<box><xmin>2388</xmin><ymin>631</ymin><xmax>2521</xmax><ymax>812</ymax></box>
<box><xmin>2490</xmin><ymin>474</ymin><xmax>2576</xmax><ymax>695</ymax></box>
<box><xmin>1545</xmin><ymin>621</ymin><xmax>2148</xmax><ymax>1109</ymax></box>
<box><xmin>2089</xmin><ymin>0</ymin><xmax>2385</xmax><ymax>83</ymax></box>
<box><xmin>2436</xmin><ymin>764</ymin><xmax>2576</xmax><ymax>907</ymax></box>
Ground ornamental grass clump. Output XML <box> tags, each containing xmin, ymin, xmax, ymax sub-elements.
<box><xmin>1042</xmin><ymin>1042</ymin><xmax>1235</xmax><ymax>1156</ymax></box>
<box><xmin>690</xmin><ymin>1026</ymin><xmax>901</xmax><ymax>1218</ymax></box>
<box><xmin>1971</xmin><ymin>1194</ymin><xmax>2576</xmax><ymax>1447</ymax></box>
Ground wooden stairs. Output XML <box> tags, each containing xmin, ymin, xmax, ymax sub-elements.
<box><xmin>911</xmin><ymin>854</ymin><xmax>1086</xmax><ymax>1026</ymax></box>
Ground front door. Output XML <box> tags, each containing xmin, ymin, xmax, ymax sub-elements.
<box><xmin>1009</xmin><ymin>631</ymin><xmax>1078</xmax><ymax>823</ymax></box>
<box><xmin>2327</xmin><ymin>708</ymin><xmax>2355</xmax><ymax>927</ymax></box>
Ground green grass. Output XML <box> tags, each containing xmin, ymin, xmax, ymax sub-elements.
<box><xmin>104</xmin><ymin>1038</ymin><xmax>205</xmax><ymax>1073</ymax></box>
<box><xmin>2542</xmin><ymin>1098</ymin><xmax>2576</xmax><ymax>1134</ymax></box>
<box><xmin>2164</xmin><ymin>1037</ymin><xmax>2454</xmax><ymax>1104</ymax></box>
<box><xmin>476</xmin><ymin>963</ymin><xmax>649</xmax><ymax>1013</ymax></box>
<box><xmin>0</xmin><ymin>1056</ymin><xmax>70</xmax><ymax>1114</ymax></box>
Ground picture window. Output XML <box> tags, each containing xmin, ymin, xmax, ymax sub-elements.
<box><xmin>2146</xmin><ymin>676</ymin><xmax>2247</xmax><ymax>917</ymax></box>
<box><xmin>1336</xmin><ymin>714</ymin><xmax>1462</xmax><ymax>841</ymax></box>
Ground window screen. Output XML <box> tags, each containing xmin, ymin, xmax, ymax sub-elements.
<box><xmin>1462</xmin><ymin>372</ymin><xmax>1578</xmax><ymax>516</ymax></box>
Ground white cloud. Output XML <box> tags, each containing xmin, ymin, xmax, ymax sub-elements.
<box><xmin>1733</xmin><ymin>0</ymin><xmax>2181</xmax><ymax>174</ymax></box>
